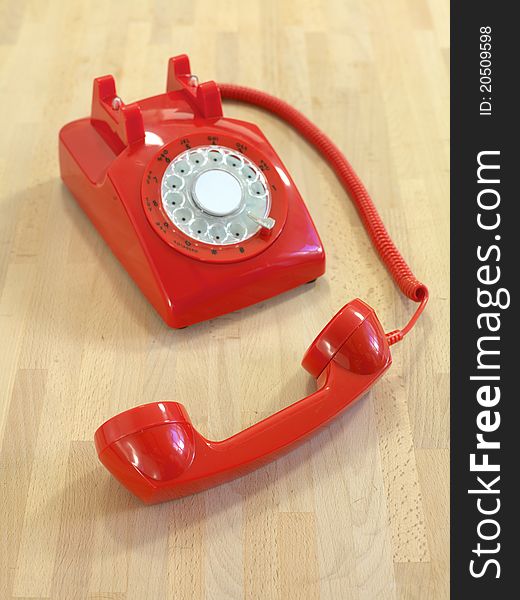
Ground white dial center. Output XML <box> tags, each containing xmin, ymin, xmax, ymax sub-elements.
<box><xmin>192</xmin><ymin>169</ymin><xmax>242</xmax><ymax>216</ymax></box>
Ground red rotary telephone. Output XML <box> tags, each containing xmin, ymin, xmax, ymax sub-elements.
<box><xmin>59</xmin><ymin>54</ymin><xmax>428</xmax><ymax>504</ymax></box>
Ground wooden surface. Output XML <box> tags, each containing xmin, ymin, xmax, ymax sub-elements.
<box><xmin>0</xmin><ymin>1</ymin><xmax>449</xmax><ymax>598</ymax></box>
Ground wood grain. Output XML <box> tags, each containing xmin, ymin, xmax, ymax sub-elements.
<box><xmin>0</xmin><ymin>0</ymin><xmax>449</xmax><ymax>598</ymax></box>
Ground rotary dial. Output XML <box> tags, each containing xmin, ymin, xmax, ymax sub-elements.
<box><xmin>160</xmin><ymin>145</ymin><xmax>272</xmax><ymax>246</ymax></box>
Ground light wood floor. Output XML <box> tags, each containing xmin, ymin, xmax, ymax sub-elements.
<box><xmin>0</xmin><ymin>1</ymin><xmax>449</xmax><ymax>598</ymax></box>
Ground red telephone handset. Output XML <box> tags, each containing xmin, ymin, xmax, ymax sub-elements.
<box><xmin>60</xmin><ymin>54</ymin><xmax>428</xmax><ymax>504</ymax></box>
<box><xmin>95</xmin><ymin>300</ymin><xmax>391</xmax><ymax>504</ymax></box>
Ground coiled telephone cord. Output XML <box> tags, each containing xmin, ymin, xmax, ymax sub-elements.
<box><xmin>218</xmin><ymin>83</ymin><xmax>429</xmax><ymax>345</ymax></box>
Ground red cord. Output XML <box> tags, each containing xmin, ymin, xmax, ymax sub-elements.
<box><xmin>218</xmin><ymin>83</ymin><xmax>428</xmax><ymax>345</ymax></box>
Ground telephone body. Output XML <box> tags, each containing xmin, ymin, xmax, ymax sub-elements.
<box><xmin>60</xmin><ymin>55</ymin><xmax>428</xmax><ymax>504</ymax></box>
<box><xmin>59</xmin><ymin>55</ymin><xmax>325</xmax><ymax>329</ymax></box>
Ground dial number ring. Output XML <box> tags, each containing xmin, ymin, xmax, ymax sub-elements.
<box><xmin>142</xmin><ymin>133</ymin><xmax>288</xmax><ymax>263</ymax></box>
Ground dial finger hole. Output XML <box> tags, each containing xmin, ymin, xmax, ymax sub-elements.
<box><xmin>249</xmin><ymin>180</ymin><xmax>267</xmax><ymax>197</ymax></box>
<box><xmin>241</xmin><ymin>165</ymin><xmax>257</xmax><ymax>181</ymax></box>
<box><xmin>228</xmin><ymin>221</ymin><xmax>247</xmax><ymax>241</ymax></box>
<box><xmin>226</xmin><ymin>154</ymin><xmax>244</xmax><ymax>169</ymax></box>
<box><xmin>208</xmin><ymin>149</ymin><xmax>223</xmax><ymax>164</ymax></box>
<box><xmin>173</xmin><ymin>207</ymin><xmax>193</xmax><ymax>225</ymax></box>
<box><xmin>208</xmin><ymin>223</ymin><xmax>227</xmax><ymax>243</ymax></box>
<box><xmin>165</xmin><ymin>191</ymin><xmax>185</xmax><ymax>209</ymax></box>
<box><xmin>173</xmin><ymin>160</ymin><xmax>192</xmax><ymax>176</ymax></box>
<box><xmin>188</xmin><ymin>150</ymin><xmax>206</xmax><ymax>167</ymax></box>
<box><xmin>190</xmin><ymin>218</ymin><xmax>208</xmax><ymax>237</ymax></box>
<box><xmin>165</xmin><ymin>174</ymin><xmax>184</xmax><ymax>191</ymax></box>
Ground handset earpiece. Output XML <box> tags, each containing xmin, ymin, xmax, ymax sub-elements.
<box><xmin>95</xmin><ymin>299</ymin><xmax>391</xmax><ymax>504</ymax></box>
